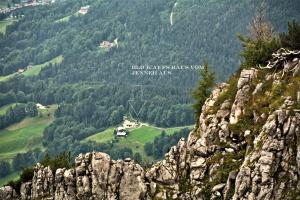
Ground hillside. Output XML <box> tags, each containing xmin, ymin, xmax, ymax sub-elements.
<box><xmin>1</xmin><ymin>46</ymin><xmax>300</xmax><ymax>199</ymax></box>
<box><xmin>83</xmin><ymin>125</ymin><xmax>193</xmax><ymax>160</ymax></box>
<box><xmin>0</xmin><ymin>0</ymin><xmax>298</xmax><ymax>162</ymax></box>
<box><xmin>0</xmin><ymin>105</ymin><xmax>56</xmax><ymax>161</ymax></box>
<box><xmin>0</xmin><ymin>104</ymin><xmax>57</xmax><ymax>185</ymax></box>
<box><xmin>0</xmin><ymin>0</ymin><xmax>299</xmax><ymax>197</ymax></box>
<box><xmin>0</xmin><ymin>119</ymin><xmax>191</xmax><ymax>186</ymax></box>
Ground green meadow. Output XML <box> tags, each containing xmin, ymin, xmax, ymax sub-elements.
<box><xmin>0</xmin><ymin>18</ymin><xmax>16</xmax><ymax>34</ymax></box>
<box><xmin>23</xmin><ymin>55</ymin><xmax>64</xmax><ymax>77</ymax></box>
<box><xmin>55</xmin><ymin>12</ymin><xmax>81</xmax><ymax>23</ymax></box>
<box><xmin>84</xmin><ymin>125</ymin><xmax>193</xmax><ymax>160</ymax></box>
<box><xmin>0</xmin><ymin>103</ymin><xmax>16</xmax><ymax>115</ymax></box>
<box><xmin>0</xmin><ymin>55</ymin><xmax>63</xmax><ymax>82</ymax></box>
<box><xmin>0</xmin><ymin>105</ymin><xmax>57</xmax><ymax>161</ymax></box>
<box><xmin>84</xmin><ymin>125</ymin><xmax>192</xmax><ymax>144</ymax></box>
<box><xmin>0</xmin><ymin>103</ymin><xmax>192</xmax><ymax>185</ymax></box>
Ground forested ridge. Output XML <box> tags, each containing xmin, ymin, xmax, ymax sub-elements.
<box><xmin>0</xmin><ymin>0</ymin><xmax>299</xmax><ymax>179</ymax></box>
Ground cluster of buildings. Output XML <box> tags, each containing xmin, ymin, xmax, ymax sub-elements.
<box><xmin>0</xmin><ymin>0</ymin><xmax>56</xmax><ymax>15</ymax></box>
<box><xmin>115</xmin><ymin>118</ymin><xmax>139</xmax><ymax>137</ymax></box>
<box><xmin>17</xmin><ymin>64</ymin><xmax>33</xmax><ymax>74</ymax></box>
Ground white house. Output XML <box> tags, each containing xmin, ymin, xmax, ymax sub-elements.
<box><xmin>116</xmin><ymin>127</ymin><xmax>127</xmax><ymax>136</ymax></box>
<box><xmin>78</xmin><ymin>5</ymin><xmax>90</xmax><ymax>15</ymax></box>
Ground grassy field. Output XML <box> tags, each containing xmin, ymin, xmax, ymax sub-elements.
<box><xmin>0</xmin><ymin>73</ymin><xmax>15</xmax><ymax>82</ymax></box>
<box><xmin>0</xmin><ymin>103</ymin><xmax>16</xmax><ymax>115</ymax></box>
<box><xmin>126</xmin><ymin>125</ymin><xmax>178</xmax><ymax>143</ymax></box>
<box><xmin>0</xmin><ymin>105</ymin><xmax>57</xmax><ymax>161</ymax></box>
<box><xmin>84</xmin><ymin>127</ymin><xmax>116</xmax><ymax>143</ymax></box>
<box><xmin>55</xmin><ymin>12</ymin><xmax>80</xmax><ymax>23</ymax></box>
<box><xmin>84</xmin><ymin>125</ymin><xmax>191</xmax><ymax>144</ymax></box>
<box><xmin>55</xmin><ymin>15</ymin><xmax>72</xmax><ymax>23</ymax></box>
<box><xmin>0</xmin><ymin>105</ymin><xmax>57</xmax><ymax>186</ymax></box>
<box><xmin>0</xmin><ymin>18</ymin><xmax>16</xmax><ymax>34</ymax></box>
<box><xmin>23</xmin><ymin>55</ymin><xmax>64</xmax><ymax>77</ymax></box>
<box><xmin>0</xmin><ymin>55</ymin><xmax>63</xmax><ymax>82</ymax></box>
<box><xmin>83</xmin><ymin>124</ymin><xmax>193</xmax><ymax>160</ymax></box>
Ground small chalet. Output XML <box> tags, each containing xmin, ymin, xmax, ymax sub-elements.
<box><xmin>116</xmin><ymin>127</ymin><xmax>127</xmax><ymax>137</ymax></box>
<box><xmin>99</xmin><ymin>38</ymin><xmax>118</xmax><ymax>50</ymax></box>
<box><xmin>18</xmin><ymin>68</ymin><xmax>25</xmax><ymax>73</ymax></box>
<box><xmin>78</xmin><ymin>5</ymin><xmax>90</xmax><ymax>15</ymax></box>
<box><xmin>36</xmin><ymin>103</ymin><xmax>46</xmax><ymax>109</ymax></box>
<box><xmin>99</xmin><ymin>41</ymin><xmax>114</xmax><ymax>49</ymax></box>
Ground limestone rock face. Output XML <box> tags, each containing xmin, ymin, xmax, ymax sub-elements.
<box><xmin>54</xmin><ymin>168</ymin><xmax>76</xmax><ymax>200</ymax></box>
<box><xmin>0</xmin><ymin>186</ymin><xmax>19</xmax><ymax>200</ymax></box>
<box><xmin>230</xmin><ymin>68</ymin><xmax>257</xmax><ymax>124</ymax></box>
<box><xmin>31</xmin><ymin>163</ymin><xmax>54</xmax><ymax>199</ymax></box>
<box><xmin>74</xmin><ymin>152</ymin><xmax>148</xmax><ymax>200</ymax></box>
<box><xmin>232</xmin><ymin>110</ymin><xmax>300</xmax><ymax>200</ymax></box>
<box><xmin>2</xmin><ymin>57</ymin><xmax>300</xmax><ymax>200</ymax></box>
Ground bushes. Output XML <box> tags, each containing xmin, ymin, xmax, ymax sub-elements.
<box><xmin>239</xmin><ymin>35</ymin><xmax>280</xmax><ymax>68</ymax></box>
<box><xmin>6</xmin><ymin>168</ymin><xmax>34</xmax><ymax>194</ymax></box>
<box><xmin>40</xmin><ymin>152</ymin><xmax>71</xmax><ymax>173</ymax></box>
<box><xmin>239</xmin><ymin>21</ymin><xmax>300</xmax><ymax>69</ymax></box>
<box><xmin>205</xmin><ymin>73</ymin><xmax>239</xmax><ymax>115</ymax></box>
<box><xmin>19</xmin><ymin>168</ymin><xmax>34</xmax><ymax>183</ymax></box>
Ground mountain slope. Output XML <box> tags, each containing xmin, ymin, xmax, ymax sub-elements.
<box><xmin>1</xmin><ymin>48</ymin><xmax>300</xmax><ymax>200</ymax></box>
<box><xmin>1</xmin><ymin>0</ymin><xmax>299</xmax><ymax>80</ymax></box>
<box><xmin>0</xmin><ymin>0</ymin><xmax>300</xmax><ymax>194</ymax></box>
<box><xmin>0</xmin><ymin>0</ymin><xmax>299</xmax><ymax>158</ymax></box>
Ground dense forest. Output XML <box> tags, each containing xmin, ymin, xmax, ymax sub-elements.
<box><xmin>0</xmin><ymin>102</ymin><xmax>37</xmax><ymax>129</ymax></box>
<box><xmin>0</xmin><ymin>0</ymin><xmax>299</xmax><ymax>180</ymax></box>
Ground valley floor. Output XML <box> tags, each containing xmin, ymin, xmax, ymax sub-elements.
<box><xmin>0</xmin><ymin>103</ymin><xmax>193</xmax><ymax>186</ymax></box>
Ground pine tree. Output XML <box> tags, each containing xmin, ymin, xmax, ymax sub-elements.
<box><xmin>280</xmin><ymin>21</ymin><xmax>300</xmax><ymax>50</ymax></box>
<box><xmin>192</xmin><ymin>61</ymin><xmax>215</xmax><ymax>122</ymax></box>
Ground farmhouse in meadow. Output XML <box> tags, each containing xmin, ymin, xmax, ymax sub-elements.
<box><xmin>116</xmin><ymin>127</ymin><xmax>127</xmax><ymax>137</ymax></box>
<box><xmin>18</xmin><ymin>68</ymin><xmax>25</xmax><ymax>73</ymax></box>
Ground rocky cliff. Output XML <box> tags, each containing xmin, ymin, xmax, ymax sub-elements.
<box><xmin>1</xmin><ymin>51</ymin><xmax>300</xmax><ymax>200</ymax></box>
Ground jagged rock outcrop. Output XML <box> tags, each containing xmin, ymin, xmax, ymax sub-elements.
<box><xmin>1</xmin><ymin>55</ymin><xmax>300</xmax><ymax>200</ymax></box>
<box><xmin>0</xmin><ymin>186</ymin><xmax>19</xmax><ymax>200</ymax></box>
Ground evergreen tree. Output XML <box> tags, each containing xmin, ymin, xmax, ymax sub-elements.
<box><xmin>280</xmin><ymin>21</ymin><xmax>300</xmax><ymax>50</ymax></box>
<box><xmin>192</xmin><ymin>61</ymin><xmax>215</xmax><ymax>122</ymax></box>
